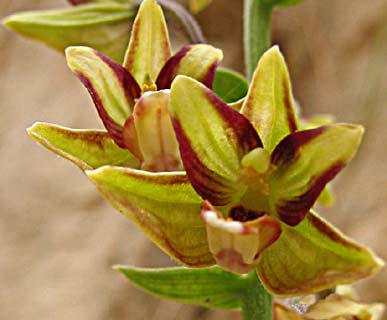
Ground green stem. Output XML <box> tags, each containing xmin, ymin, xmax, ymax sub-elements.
<box><xmin>240</xmin><ymin>271</ymin><xmax>273</xmax><ymax>320</ymax></box>
<box><xmin>243</xmin><ymin>0</ymin><xmax>273</xmax><ymax>80</ymax></box>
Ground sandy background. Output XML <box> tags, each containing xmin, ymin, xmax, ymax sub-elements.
<box><xmin>1</xmin><ymin>0</ymin><xmax>386</xmax><ymax>319</ymax></box>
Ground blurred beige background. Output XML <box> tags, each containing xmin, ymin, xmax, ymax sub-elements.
<box><xmin>1</xmin><ymin>0</ymin><xmax>386</xmax><ymax>319</ymax></box>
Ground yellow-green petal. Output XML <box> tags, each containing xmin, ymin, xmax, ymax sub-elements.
<box><xmin>27</xmin><ymin>122</ymin><xmax>139</xmax><ymax>170</ymax></box>
<box><xmin>270</xmin><ymin>124</ymin><xmax>364</xmax><ymax>226</ymax></box>
<box><xmin>86</xmin><ymin>166</ymin><xmax>214</xmax><ymax>266</ymax></box>
<box><xmin>257</xmin><ymin>211</ymin><xmax>383</xmax><ymax>296</ymax></box>
<box><xmin>123</xmin><ymin>0</ymin><xmax>172</xmax><ymax>86</ymax></box>
<box><xmin>241</xmin><ymin>46</ymin><xmax>298</xmax><ymax>153</ymax></box>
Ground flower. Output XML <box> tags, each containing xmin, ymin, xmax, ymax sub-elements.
<box><xmin>65</xmin><ymin>0</ymin><xmax>222</xmax><ymax>172</ymax></box>
<box><xmin>168</xmin><ymin>46</ymin><xmax>383</xmax><ymax>294</ymax></box>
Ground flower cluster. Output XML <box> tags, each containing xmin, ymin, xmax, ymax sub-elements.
<box><xmin>27</xmin><ymin>0</ymin><xmax>382</xmax><ymax>296</ymax></box>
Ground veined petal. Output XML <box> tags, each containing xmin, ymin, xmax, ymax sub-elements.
<box><xmin>130</xmin><ymin>90</ymin><xmax>183</xmax><ymax>172</ymax></box>
<box><xmin>123</xmin><ymin>0</ymin><xmax>172</xmax><ymax>86</ymax></box>
<box><xmin>156</xmin><ymin>44</ymin><xmax>223</xmax><ymax>90</ymax></box>
<box><xmin>202</xmin><ymin>201</ymin><xmax>281</xmax><ymax>274</ymax></box>
<box><xmin>27</xmin><ymin>122</ymin><xmax>139</xmax><ymax>170</ymax></box>
<box><xmin>305</xmin><ymin>294</ymin><xmax>385</xmax><ymax>320</ymax></box>
<box><xmin>170</xmin><ymin>76</ymin><xmax>262</xmax><ymax>205</ymax></box>
<box><xmin>257</xmin><ymin>211</ymin><xmax>383</xmax><ymax>296</ymax></box>
<box><xmin>241</xmin><ymin>46</ymin><xmax>298</xmax><ymax>153</ymax></box>
<box><xmin>66</xmin><ymin>46</ymin><xmax>141</xmax><ymax>147</ymax></box>
<box><xmin>270</xmin><ymin>124</ymin><xmax>364</xmax><ymax>226</ymax></box>
<box><xmin>86</xmin><ymin>166</ymin><xmax>214</xmax><ymax>266</ymax></box>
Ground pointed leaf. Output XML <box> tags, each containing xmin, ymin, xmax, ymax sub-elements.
<box><xmin>257</xmin><ymin>211</ymin><xmax>383</xmax><ymax>296</ymax></box>
<box><xmin>86</xmin><ymin>166</ymin><xmax>214</xmax><ymax>266</ymax></box>
<box><xmin>170</xmin><ymin>76</ymin><xmax>262</xmax><ymax>206</ymax></box>
<box><xmin>213</xmin><ymin>68</ymin><xmax>249</xmax><ymax>103</ymax></box>
<box><xmin>241</xmin><ymin>46</ymin><xmax>298</xmax><ymax>153</ymax></box>
<box><xmin>27</xmin><ymin>122</ymin><xmax>139</xmax><ymax>170</ymax></box>
<box><xmin>116</xmin><ymin>265</ymin><xmax>242</xmax><ymax>309</ymax></box>
<box><xmin>3</xmin><ymin>3</ymin><xmax>134</xmax><ymax>63</ymax></box>
<box><xmin>130</xmin><ymin>90</ymin><xmax>183</xmax><ymax>172</ymax></box>
<box><xmin>156</xmin><ymin>44</ymin><xmax>223</xmax><ymax>89</ymax></box>
<box><xmin>270</xmin><ymin>124</ymin><xmax>364</xmax><ymax>226</ymax></box>
<box><xmin>123</xmin><ymin>0</ymin><xmax>172</xmax><ymax>86</ymax></box>
<box><xmin>66</xmin><ymin>46</ymin><xmax>141</xmax><ymax>148</ymax></box>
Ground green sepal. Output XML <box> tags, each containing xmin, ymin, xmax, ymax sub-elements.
<box><xmin>257</xmin><ymin>211</ymin><xmax>384</xmax><ymax>296</ymax></box>
<box><xmin>3</xmin><ymin>3</ymin><xmax>134</xmax><ymax>63</ymax></box>
<box><xmin>123</xmin><ymin>0</ymin><xmax>172</xmax><ymax>86</ymax></box>
<box><xmin>115</xmin><ymin>265</ymin><xmax>242</xmax><ymax>310</ymax></box>
<box><xmin>27</xmin><ymin>122</ymin><xmax>139</xmax><ymax>170</ymax></box>
<box><xmin>86</xmin><ymin>166</ymin><xmax>214</xmax><ymax>266</ymax></box>
<box><xmin>213</xmin><ymin>68</ymin><xmax>249</xmax><ymax>103</ymax></box>
<box><xmin>241</xmin><ymin>46</ymin><xmax>298</xmax><ymax>153</ymax></box>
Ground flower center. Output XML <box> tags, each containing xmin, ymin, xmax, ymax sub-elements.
<box><xmin>229</xmin><ymin>205</ymin><xmax>265</xmax><ymax>222</ymax></box>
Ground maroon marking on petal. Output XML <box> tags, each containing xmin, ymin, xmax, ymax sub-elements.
<box><xmin>94</xmin><ymin>50</ymin><xmax>141</xmax><ymax>107</ymax></box>
<box><xmin>282</xmin><ymin>77</ymin><xmax>298</xmax><ymax>133</ymax></box>
<box><xmin>205</xmin><ymin>90</ymin><xmax>263</xmax><ymax>154</ymax></box>
<box><xmin>67</xmin><ymin>0</ymin><xmax>90</xmax><ymax>5</ymax></box>
<box><xmin>201</xmin><ymin>61</ymin><xmax>219</xmax><ymax>89</ymax></box>
<box><xmin>308</xmin><ymin>213</ymin><xmax>363</xmax><ymax>251</ymax></box>
<box><xmin>271</xmin><ymin>126</ymin><xmax>326</xmax><ymax>166</ymax></box>
<box><xmin>156</xmin><ymin>45</ymin><xmax>192</xmax><ymax>89</ymax></box>
<box><xmin>173</xmin><ymin>118</ymin><xmax>236</xmax><ymax>205</ymax></box>
<box><xmin>276</xmin><ymin>162</ymin><xmax>345</xmax><ymax>226</ymax></box>
<box><xmin>77</xmin><ymin>74</ymin><xmax>126</xmax><ymax>149</ymax></box>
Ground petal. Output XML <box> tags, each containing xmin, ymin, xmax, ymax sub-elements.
<box><xmin>3</xmin><ymin>3</ymin><xmax>134</xmax><ymax>63</ymax></box>
<box><xmin>170</xmin><ymin>76</ymin><xmax>262</xmax><ymax>205</ymax></box>
<box><xmin>156</xmin><ymin>44</ymin><xmax>223</xmax><ymax>90</ymax></box>
<box><xmin>123</xmin><ymin>0</ymin><xmax>172</xmax><ymax>86</ymax></box>
<box><xmin>189</xmin><ymin>0</ymin><xmax>213</xmax><ymax>14</ymax></box>
<box><xmin>86</xmin><ymin>166</ymin><xmax>214</xmax><ymax>266</ymax></box>
<box><xmin>305</xmin><ymin>294</ymin><xmax>385</xmax><ymax>320</ymax></box>
<box><xmin>256</xmin><ymin>211</ymin><xmax>384</xmax><ymax>296</ymax></box>
<box><xmin>202</xmin><ymin>201</ymin><xmax>281</xmax><ymax>274</ymax></box>
<box><xmin>27</xmin><ymin>122</ymin><xmax>139</xmax><ymax>170</ymax></box>
<box><xmin>66</xmin><ymin>46</ymin><xmax>141</xmax><ymax>147</ymax></box>
<box><xmin>128</xmin><ymin>90</ymin><xmax>183</xmax><ymax>172</ymax></box>
<box><xmin>270</xmin><ymin>124</ymin><xmax>364</xmax><ymax>226</ymax></box>
<box><xmin>241</xmin><ymin>46</ymin><xmax>298</xmax><ymax>153</ymax></box>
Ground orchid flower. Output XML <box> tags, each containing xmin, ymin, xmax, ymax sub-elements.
<box><xmin>168</xmin><ymin>46</ymin><xmax>382</xmax><ymax>294</ymax></box>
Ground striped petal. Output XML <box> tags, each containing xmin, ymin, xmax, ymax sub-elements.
<box><xmin>66</xmin><ymin>46</ymin><xmax>141</xmax><ymax>148</ymax></box>
<box><xmin>86</xmin><ymin>166</ymin><xmax>214</xmax><ymax>266</ymax></box>
<box><xmin>156</xmin><ymin>44</ymin><xmax>223</xmax><ymax>90</ymax></box>
<box><xmin>125</xmin><ymin>90</ymin><xmax>183</xmax><ymax>172</ymax></box>
<box><xmin>123</xmin><ymin>0</ymin><xmax>172</xmax><ymax>86</ymax></box>
<box><xmin>202</xmin><ymin>201</ymin><xmax>281</xmax><ymax>274</ymax></box>
<box><xmin>257</xmin><ymin>211</ymin><xmax>383</xmax><ymax>296</ymax></box>
<box><xmin>270</xmin><ymin>124</ymin><xmax>363</xmax><ymax>226</ymax></box>
<box><xmin>241</xmin><ymin>46</ymin><xmax>298</xmax><ymax>153</ymax></box>
<box><xmin>170</xmin><ymin>76</ymin><xmax>262</xmax><ymax>206</ymax></box>
<box><xmin>27</xmin><ymin>122</ymin><xmax>139</xmax><ymax>171</ymax></box>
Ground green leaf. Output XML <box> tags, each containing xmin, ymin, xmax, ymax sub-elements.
<box><xmin>257</xmin><ymin>211</ymin><xmax>384</xmax><ymax>296</ymax></box>
<box><xmin>170</xmin><ymin>76</ymin><xmax>262</xmax><ymax>206</ymax></box>
<box><xmin>123</xmin><ymin>0</ymin><xmax>172</xmax><ymax>86</ymax></box>
<box><xmin>86</xmin><ymin>166</ymin><xmax>214</xmax><ymax>266</ymax></box>
<box><xmin>269</xmin><ymin>124</ymin><xmax>364</xmax><ymax>226</ymax></box>
<box><xmin>260</xmin><ymin>0</ymin><xmax>305</xmax><ymax>8</ymax></box>
<box><xmin>213</xmin><ymin>68</ymin><xmax>249</xmax><ymax>103</ymax></box>
<box><xmin>27</xmin><ymin>122</ymin><xmax>139</xmax><ymax>170</ymax></box>
<box><xmin>115</xmin><ymin>266</ymin><xmax>242</xmax><ymax>309</ymax></box>
<box><xmin>3</xmin><ymin>3</ymin><xmax>134</xmax><ymax>63</ymax></box>
<box><xmin>241</xmin><ymin>46</ymin><xmax>298</xmax><ymax>153</ymax></box>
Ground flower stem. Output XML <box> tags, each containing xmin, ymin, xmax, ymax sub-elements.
<box><xmin>240</xmin><ymin>270</ymin><xmax>273</xmax><ymax>320</ymax></box>
<box><xmin>243</xmin><ymin>0</ymin><xmax>273</xmax><ymax>80</ymax></box>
